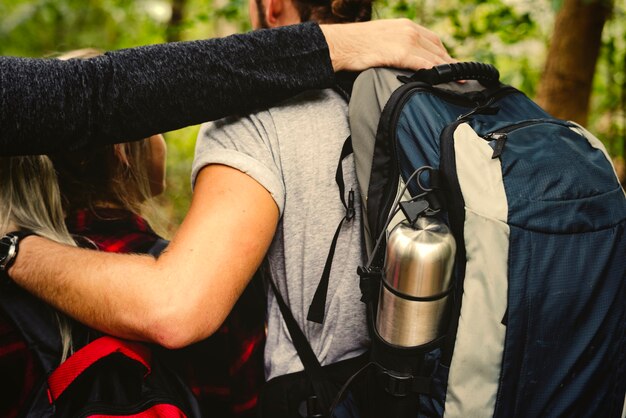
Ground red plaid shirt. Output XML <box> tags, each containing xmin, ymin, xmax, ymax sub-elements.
<box><xmin>66</xmin><ymin>208</ymin><xmax>266</xmax><ymax>418</ymax></box>
<box><xmin>0</xmin><ymin>208</ymin><xmax>265</xmax><ymax>418</ymax></box>
<box><xmin>0</xmin><ymin>311</ymin><xmax>41</xmax><ymax>418</ymax></box>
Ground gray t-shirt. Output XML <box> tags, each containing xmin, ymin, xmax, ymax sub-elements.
<box><xmin>192</xmin><ymin>89</ymin><xmax>369</xmax><ymax>380</ymax></box>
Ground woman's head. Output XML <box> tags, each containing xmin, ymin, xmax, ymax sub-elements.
<box><xmin>250</xmin><ymin>0</ymin><xmax>372</xmax><ymax>29</ymax></box>
<box><xmin>50</xmin><ymin>50</ymin><xmax>167</xmax><ymax>217</ymax></box>
<box><xmin>50</xmin><ymin>134</ymin><xmax>166</xmax><ymax>216</ymax></box>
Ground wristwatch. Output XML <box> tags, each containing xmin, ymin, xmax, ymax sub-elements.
<box><xmin>0</xmin><ymin>230</ymin><xmax>37</xmax><ymax>272</ymax></box>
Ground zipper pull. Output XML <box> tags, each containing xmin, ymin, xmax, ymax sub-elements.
<box><xmin>485</xmin><ymin>133</ymin><xmax>507</xmax><ymax>159</ymax></box>
<box><xmin>457</xmin><ymin>97</ymin><xmax>500</xmax><ymax>121</ymax></box>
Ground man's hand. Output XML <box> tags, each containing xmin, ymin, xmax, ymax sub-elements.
<box><xmin>320</xmin><ymin>19</ymin><xmax>454</xmax><ymax>72</ymax></box>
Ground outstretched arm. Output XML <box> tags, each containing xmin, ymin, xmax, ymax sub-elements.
<box><xmin>0</xmin><ymin>23</ymin><xmax>331</xmax><ymax>156</ymax></box>
<box><xmin>7</xmin><ymin>164</ymin><xmax>278</xmax><ymax>349</ymax></box>
<box><xmin>1</xmin><ymin>19</ymin><xmax>451</xmax><ymax>156</ymax></box>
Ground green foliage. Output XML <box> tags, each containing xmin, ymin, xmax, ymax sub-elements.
<box><xmin>0</xmin><ymin>0</ymin><xmax>167</xmax><ymax>56</ymax></box>
<box><xmin>590</xmin><ymin>0</ymin><xmax>626</xmax><ymax>158</ymax></box>
<box><xmin>212</xmin><ymin>0</ymin><xmax>250</xmax><ymax>31</ymax></box>
<box><xmin>155</xmin><ymin>126</ymin><xmax>199</xmax><ymax>235</ymax></box>
<box><xmin>372</xmin><ymin>0</ymin><xmax>553</xmax><ymax>96</ymax></box>
<box><xmin>2</xmin><ymin>0</ymin><xmax>625</xmax><ymax>230</ymax></box>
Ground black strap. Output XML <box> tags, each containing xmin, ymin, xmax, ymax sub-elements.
<box><xmin>357</xmin><ymin>266</ymin><xmax>382</xmax><ymax>305</ymax></box>
<box><xmin>0</xmin><ymin>283</ymin><xmax>66</xmax><ymax>374</ymax></box>
<box><xmin>147</xmin><ymin>238</ymin><xmax>169</xmax><ymax>258</ymax></box>
<box><xmin>268</xmin><ymin>275</ymin><xmax>337</xmax><ymax>416</ymax></box>
<box><xmin>266</xmin><ymin>87</ymin><xmax>356</xmax><ymax>416</ymax></box>
<box><xmin>269</xmin><ymin>277</ymin><xmax>323</xmax><ymax>376</ymax></box>
<box><xmin>307</xmin><ymin>137</ymin><xmax>354</xmax><ymax>324</ymax></box>
<box><xmin>1</xmin><ymin>229</ymin><xmax>38</xmax><ymax>272</ymax></box>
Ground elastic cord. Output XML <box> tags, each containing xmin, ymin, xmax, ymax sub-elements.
<box><xmin>366</xmin><ymin>167</ymin><xmax>434</xmax><ymax>268</ymax></box>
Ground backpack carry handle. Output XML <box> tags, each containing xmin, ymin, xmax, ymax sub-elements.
<box><xmin>403</xmin><ymin>62</ymin><xmax>500</xmax><ymax>86</ymax></box>
<box><xmin>47</xmin><ymin>336</ymin><xmax>152</xmax><ymax>403</ymax></box>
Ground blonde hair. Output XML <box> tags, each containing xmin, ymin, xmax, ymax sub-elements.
<box><xmin>0</xmin><ymin>156</ymin><xmax>75</xmax><ymax>362</ymax></box>
<box><xmin>56</xmin><ymin>48</ymin><xmax>102</xmax><ymax>60</ymax></box>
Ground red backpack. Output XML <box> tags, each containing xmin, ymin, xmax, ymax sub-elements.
<box><xmin>0</xmin><ymin>280</ymin><xmax>201</xmax><ymax>418</ymax></box>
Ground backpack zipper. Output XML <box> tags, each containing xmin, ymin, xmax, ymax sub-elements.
<box><xmin>369</xmin><ymin>81</ymin><xmax>520</xmax><ymax>261</ymax></box>
<box><xmin>481</xmin><ymin>119</ymin><xmax>573</xmax><ymax>159</ymax></box>
<box><xmin>379</xmin><ymin>83</ymin><xmax>519</xmax><ymax>234</ymax></box>
<box><xmin>371</xmin><ymin>82</ymin><xmax>423</xmax><ymax>243</ymax></box>
<box><xmin>484</xmin><ymin>132</ymin><xmax>508</xmax><ymax>159</ymax></box>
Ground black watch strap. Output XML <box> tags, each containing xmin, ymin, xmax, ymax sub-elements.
<box><xmin>0</xmin><ymin>230</ymin><xmax>38</xmax><ymax>273</ymax></box>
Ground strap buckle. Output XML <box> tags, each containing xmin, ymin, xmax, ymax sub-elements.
<box><xmin>380</xmin><ymin>370</ymin><xmax>432</xmax><ymax>397</ymax></box>
<box><xmin>381</xmin><ymin>371</ymin><xmax>412</xmax><ymax>397</ymax></box>
<box><xmin>298</xmin><ymin>395</ymin><xmax>323</xmax><ymax>418</ymax></box>
<box><xmin>357</xmin><ymin>266</ymin><xmax>382</xmax><ymax>303</ymax></box>
<box><xmin>346</xmin><ymin>190</ymin><xmax>355</xmax><ymax>221</ymax></box>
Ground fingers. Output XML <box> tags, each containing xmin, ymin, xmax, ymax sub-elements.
<box><xmin>366</xmin><ymin>19</ymin><xmax>455</xmax><ymax>70</ymax></box>
<box><xmin>320</xmin><ymin>18</ymin><xmax>456</xmax><ymax>72</ymax></box>
<box><xmin>414</xmin><ymin>23</ymin><xmax>452</xmax><ymax>61</ymax></box>
<box><xmin>397</xmin><ymin>19</ymin><xmax>453</xmax><ymax>66</ymax></box>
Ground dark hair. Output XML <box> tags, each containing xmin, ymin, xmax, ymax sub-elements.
<box><xmin>294</xmin><ymin>0</ymin><xmax>372</xmax><ymax>23</ymax></box>
<box><xmin>293</xmin><ymin>0</ymin><xmax>373</xmax><ymax>23</ymax></box>
<box><xmin>49</xmin><ymin>140</ymin><xmax>153</xmax><ymax>216</ymax></box>
<box><xmin>255</xmin><ymin>0</ymin><xmax>372</xmax><ymax>25</ymax></box>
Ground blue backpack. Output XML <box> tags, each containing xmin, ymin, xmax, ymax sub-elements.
<box><xmin>349</xmin><ymin>63</ymin><xmax>626</xmax><ymax>418</ymax></box>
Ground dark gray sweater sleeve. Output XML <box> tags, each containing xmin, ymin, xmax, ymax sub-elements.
<box><xmin>0</xmin><ymin>22</ymin><xmax>334</xmax><ymax>156</ymax></box>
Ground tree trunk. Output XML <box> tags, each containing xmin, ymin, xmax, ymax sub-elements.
<box><xmin>535</xmin><ymin>0</ymin><xmax>613</xmax><ymax>126</ymax></box>
<box><xmin>166</xmin><ymin>0</ymin><xmax>187</xmax><ymax>43</ymax></box>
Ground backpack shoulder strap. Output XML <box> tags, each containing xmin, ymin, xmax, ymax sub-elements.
<box><xmin>46</xmin><ymin>336</ymin><xmax>152</xmax><ymax>403</ymax></box>
<box><xmin>147</xmin><ymin>238</ymin><xmax>169</xmax><ymax>258</ymax></box>
<box><xmin>306</xmin><ymin>136</ymin><xmax>354</xmax><ymax>324</ymax></box>
<box><xmin>268</xmin><ymin>277</ymin><xmax>323</xmax><ymax>376</ymax></box>
<box><xmin>267</xmin><ymin>83</ymin><xmax>357</xmax><ymax>413</ymax></box>
<box><xmin>0</xmin><ymin>282</ymin><xmax>65</xmax><ymax>374</ymax></box>
<box><xmin>267</xmin><ymin>275</ymin><xmax>337</xmax><ymax>414</ymax></box>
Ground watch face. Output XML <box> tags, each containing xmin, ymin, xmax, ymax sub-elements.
<box><xmin>0</xmin><ymin>236</ymin><xmax>17</xmax><ymax>270</ymax></box>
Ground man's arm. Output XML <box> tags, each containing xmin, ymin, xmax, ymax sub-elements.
<box><xmin>8</xmin><ymin>164</ymin><xmax>278</xmax><ymax>349</ymax></box>
<box><xmin>0</xmin><ymin>23</ymin><xmax>331</xmax><ymax>156</ymax></box>
<box><xmin>1</xmin><ymin>19</ymin><xmax>451</xmax><ymax>156</ymax></box>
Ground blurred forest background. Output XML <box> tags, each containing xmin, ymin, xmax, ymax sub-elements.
<box><xmin>1</xmin><ymin>0</ymin><xmax>624</xmax><ymax>236</ymax></box>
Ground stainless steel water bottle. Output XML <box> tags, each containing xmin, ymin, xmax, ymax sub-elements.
<box><xmin>376</xmin><ymin>216</ymin><xmax>456</xmax><ymax>347</ymax></box>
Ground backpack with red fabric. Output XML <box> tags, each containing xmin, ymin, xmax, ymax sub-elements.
<box><xmin>0</xmin><ymin>275</ymin><xmax>201</xmax><ymax>418</ymax></box>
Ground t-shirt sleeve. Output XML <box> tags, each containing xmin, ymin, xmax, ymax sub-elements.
<box><xmin>191</xmin><ymin>112</ymin><xmax>286</xmax><ymax>215</ymax></box>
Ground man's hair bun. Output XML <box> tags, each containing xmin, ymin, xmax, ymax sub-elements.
<box><xmin>330</xmin><ymin>0</ymin><xmax>372</xmax><ymax>22</ymax></box>
<box><xmin>294</xmin><ymin>0</ymin><xmax>373</xmax><ymax>24</ymax></box>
